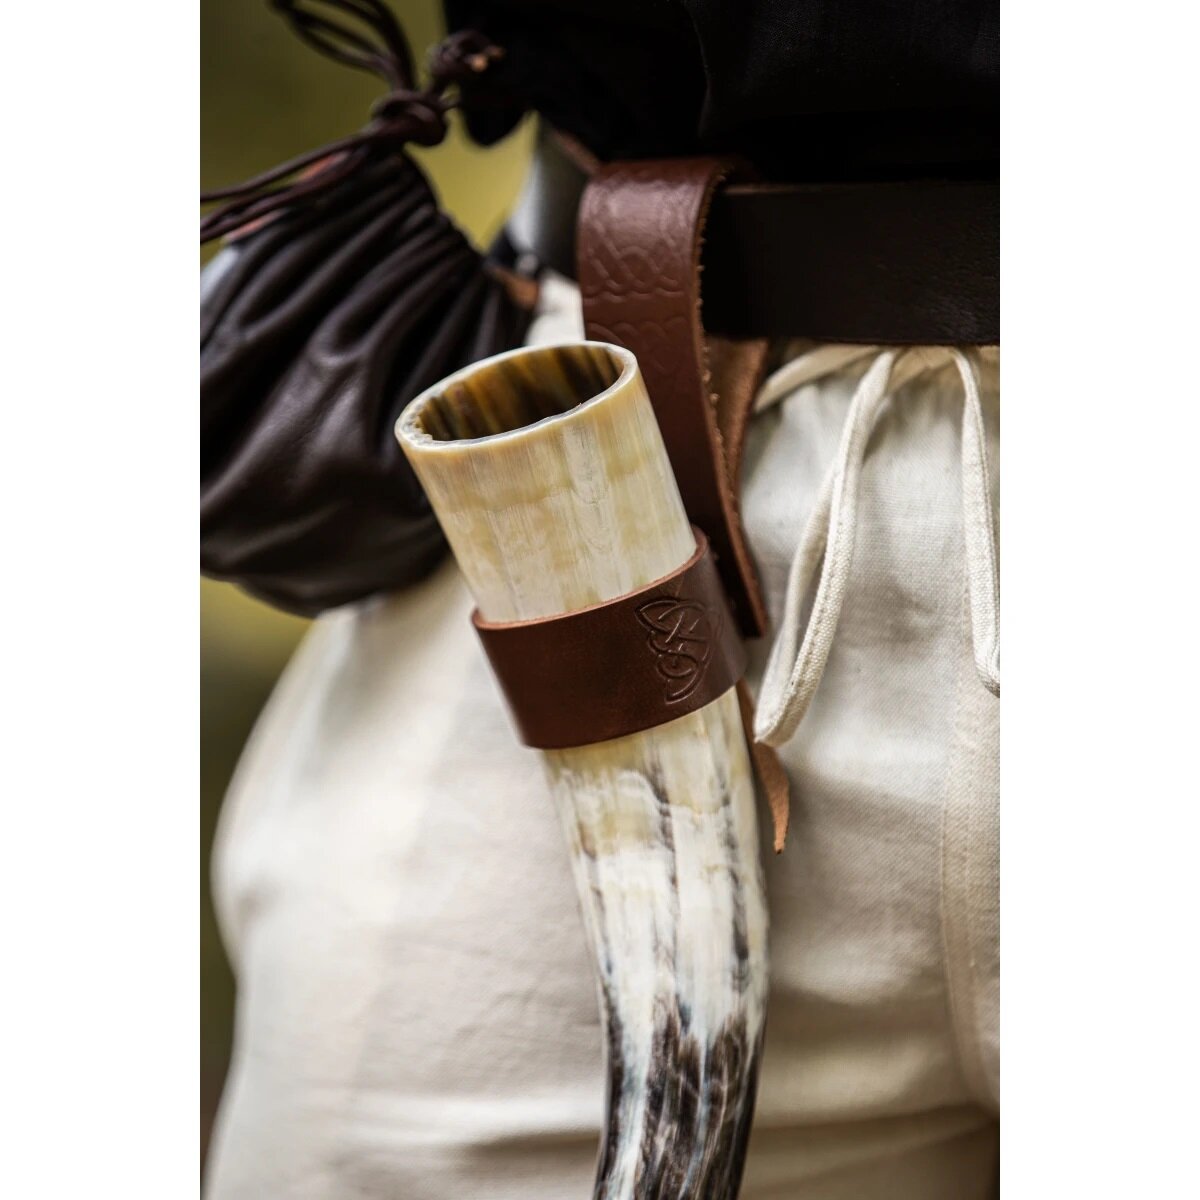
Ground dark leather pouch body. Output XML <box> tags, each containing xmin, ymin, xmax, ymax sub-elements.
<box><xmin>201</xmin><ymin>154</ymin><xmax>531</xmax><ymax>616</ymax></box>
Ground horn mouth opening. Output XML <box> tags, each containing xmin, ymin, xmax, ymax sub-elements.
<box><xmin>397</xmin><ymin>341</ymin><xmax>633</xmax><ymax>448</ymax></box>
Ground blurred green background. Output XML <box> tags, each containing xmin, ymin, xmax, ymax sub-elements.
<box><xmin>201</xmin><ymin>0</ymin><xmax>531</xmax><ymax>1161</ymax></box>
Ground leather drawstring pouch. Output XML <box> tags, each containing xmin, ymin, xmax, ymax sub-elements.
<box><xmin>200</xmin><ymin>1</ymin><xmax>535</xmax><ymax>615</ymax></box>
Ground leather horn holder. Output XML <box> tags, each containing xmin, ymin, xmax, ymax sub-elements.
<box><xmin>574</xmin><ymin>158</ymin><xmax>789</xmax><ymax>848</ymax></box>
<box><xmin>474</xmin><ymin>529</ymin><xmax>745</xmax><ymax>749</ymax></box>
<box><xmin>468</xmin><ymin>159</ymin><xmax>791</xmax><ymax>848</ymax></box>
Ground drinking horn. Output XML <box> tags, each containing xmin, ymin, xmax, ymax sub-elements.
<box><xmin>396</xmin><ymin>342</ymin><xmax>769</xmax><ymax>1198</ymax></box>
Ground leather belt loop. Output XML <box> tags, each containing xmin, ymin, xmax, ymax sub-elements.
<box><xmin>577</xmin><ymin>158</ymin><xmax>771</xmax><ymax>638</ymax></box>
<box><xmin>472</xmin><ymin>528</ymin><xmax>746</xmax><ymax>750</ymax></box>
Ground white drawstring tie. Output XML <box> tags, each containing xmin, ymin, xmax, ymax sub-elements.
<box><xmin>753</xmin><ymin>347</ymin><xmax>1000</xmax><ymax>749</ymax></box>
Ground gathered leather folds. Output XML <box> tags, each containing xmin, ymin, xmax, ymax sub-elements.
<box><xmin>200</xmin><ymin>155</ymin><xmax>534</xmax><ymax>615</ymax></box>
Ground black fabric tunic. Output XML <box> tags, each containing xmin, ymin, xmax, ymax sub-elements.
<box><xmin>446</xmin><ymin>0</ymin><xmax>998</xmax><ymax>179</ymax></box>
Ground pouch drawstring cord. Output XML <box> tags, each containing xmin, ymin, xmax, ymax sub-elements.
<box><xmin>200</xmin><ymin>1</ymin><xmax>504</xmax><ymax>244</ymax></box>
<box><xmin>753</xmin><ymin>346</ymin><xmax>1000</xmax><ymax>750</ymax></box>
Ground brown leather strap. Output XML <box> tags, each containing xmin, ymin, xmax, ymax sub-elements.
<box><xmin>473</xmin><ymin>529</ymin><xmax>745</xmax><ymax>750</ymax></box>
<box><xmin>577</xmin><ymin>159</ymin><xmax>770</xmax><ymax>638</ymax></box>
<box><xmin>736</xmin><ymin>681</ymin><xmax>789</xmax><ymax>854</ymax></box>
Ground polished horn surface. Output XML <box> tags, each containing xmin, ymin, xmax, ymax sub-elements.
<box><xmin>397</xmin><ymin>342</ymin><xmax>768</xmax><ymax>1198</ymax></box>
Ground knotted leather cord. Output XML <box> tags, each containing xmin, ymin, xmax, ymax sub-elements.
<box><xmin>754</xmin><ymin>346</ymin><xmax>1001</xmax><ymax>749</ymax></box>
<box><xmin>200</xmin><ymin>0</ymin><xmax>503</xmax><ymax>243</ymax></box>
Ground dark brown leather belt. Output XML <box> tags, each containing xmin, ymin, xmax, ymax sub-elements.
<box><xmin>511</xmin><ymin>128</ymin><xmax>998</xmax><ymax>346</ymax></box>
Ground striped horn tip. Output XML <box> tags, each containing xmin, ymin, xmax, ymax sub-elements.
<box><xmin>396</xmin><ymin>341</ymin><xmax>770</xmax><ymax>1199</ymax></box>
<box><xmin>552</xmin><ymin>697</ymin><xmax>767</xmax><ymax>1198</ymax></box>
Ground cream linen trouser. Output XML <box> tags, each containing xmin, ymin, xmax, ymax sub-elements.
<box><xmin>206</xmin><ymin>274</ymin><xmax>1000</xmax><ymax>1199</ymax></box>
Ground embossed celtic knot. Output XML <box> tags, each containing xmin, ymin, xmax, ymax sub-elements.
<box><xmin>635</xmin><ymin>597</ymin><xmax>719</xmax><ymax>703</ymax></box>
